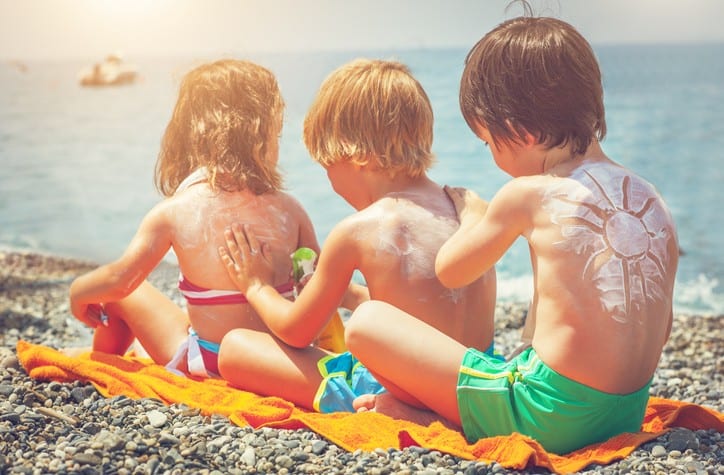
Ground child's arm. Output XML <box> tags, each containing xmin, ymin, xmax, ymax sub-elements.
<box><xmin>436</xmin><ymin>182</ymin><xmax>527</xmax><ymax>288</ymax></box>
<box><xmin>70</xmin><ymin>204</ymin><xmax>172</xmax><ymax>327</ymax></box>
<box><xmin>290</xmin><ymin>193</ymin><xmax>368</xmax><ymax>311</ymax></box>
<box><xmin>220</xmin><ymin>222</ymin><xmax>357</xmax><ymax>348</ymax></box>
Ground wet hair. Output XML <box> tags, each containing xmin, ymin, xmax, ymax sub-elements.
<box><xmin>155</xmin><ymin>59</ymin><xmax>284</xmax><ymax>196</ymax></box>
<box><xmin>460</xmin><ymin>15</ymin><xmax>606</xmax><ymax>154</ymax></box>
<box><xmin>303</xmin><ymin>58</ymin><xmax>434</xmax><ymax>177</ymax></box>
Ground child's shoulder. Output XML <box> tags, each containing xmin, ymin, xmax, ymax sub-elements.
<box><xmin>376</xmin><ymin>193</ymin><xmax>457</xmax><ymax>223</ymax></box>
<box><xmin>499</xmin><ymin>160</ymin><xmax>649</xmax><ymax>197</ymax></box>
<box><xmin>269</xmin><ymin>190</ymin><xmax>305</xmax><ymax>207</ymax></box>
<box><xmin>346</xmin><ymin>195</ymin><xmax>458</xmax><ymax>239</ymax></box>
<box><xmin>561</xmin><ymin>160</ymin><xmax>663</xmax><ymax>198</ymax></box>
<box><xmin>137</xmin><ymin>195</ymin><xmax>180</xmax><ymax>229</ymax></box>
<box><xmin>493</xmin><ymin>174</ymin><xmax>553</xmax><ymax>203</ymax></box>
<box><xmin>329</xmin><ymin>200</ymin><xmax>402</xmax><ymax>239</ymax></box>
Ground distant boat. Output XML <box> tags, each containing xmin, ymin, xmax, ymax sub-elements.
<box><xmin>78</xmin><ymin>54</ymin><xmax>138</xmax><ymax>87</ymax></box>
<box><xmin>8</xmin><ymin>60</ymin><xmax>28</xmax><ymax>73</ymax></box>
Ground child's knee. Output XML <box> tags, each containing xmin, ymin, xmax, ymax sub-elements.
<box><xmin>217</xmin><ymin>329</ymin><xmax>252</xmax><ymax>377</ymax></box>
<box><xmin>345</xmin><ymin>300</ymin><xmax>384</xmax><ymax>350</ymax></box>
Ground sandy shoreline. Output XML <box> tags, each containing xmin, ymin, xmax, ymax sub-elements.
<box><xmin>1</xmin><ymin>248</ymin><xmax>722</xmax><ymax>473</ymax></box>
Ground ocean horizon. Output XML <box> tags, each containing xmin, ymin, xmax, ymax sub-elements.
<box><xmin>1</xmin><ymin>44</ymin><xmax>722</xmax><ymax>315</ymax></box>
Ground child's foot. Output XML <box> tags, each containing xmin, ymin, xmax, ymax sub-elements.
<box><xmin>352</xmin><ymin>393</ymin><xmax>377</xmax><ymax>412</ymax></box>
<box><xmin>353</xmin><ymin>392</ymin><xmax>447</xmax><ymax>427</ymax></box>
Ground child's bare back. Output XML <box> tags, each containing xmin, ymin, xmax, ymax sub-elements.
<box><xmin>490</xmin><ymin>153</ymin><xmax>678</xmax><ymax>394</ymax></box>
<box><xmin>337</xmin><ymin>183</ymin><xmax>495</xmax><ymax>350</ymax></box>
<box><xmin>167</xmin><ymin>183</ymin><xmax>314</xmax><ymax>344</ymax></box>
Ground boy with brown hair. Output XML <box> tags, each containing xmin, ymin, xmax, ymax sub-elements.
<box><xmin>347</xmin><ymin>15</ymin><xmax>679</xmax><ymax>454</ymax></box>
<box><xmin>216</xmin><ymin>58</ymin><xmax>498</xmax><ymax>413</ymax></box>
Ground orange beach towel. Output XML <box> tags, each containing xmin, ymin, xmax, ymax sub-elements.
<box><xmin>16</xmin><ymin>341</ymin><xmax>724</xmax><ymax>474</ymax></box>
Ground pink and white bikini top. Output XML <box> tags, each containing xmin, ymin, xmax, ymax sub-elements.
<box><xmin>178</xmin><ymin>274</ymin><xmax>295</xmax><ymax>306</ymax></box>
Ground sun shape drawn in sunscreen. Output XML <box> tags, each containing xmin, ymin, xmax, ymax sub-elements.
<box><xmin>543</xmin><ymin>165</ymin><xmax>671</xmax><ymax>323</ymax></box>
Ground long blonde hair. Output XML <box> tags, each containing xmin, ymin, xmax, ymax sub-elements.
<box><xmin>155</xmin><ymin>59</ymin><xmax>284</xmax><ymax>196</ymax></box>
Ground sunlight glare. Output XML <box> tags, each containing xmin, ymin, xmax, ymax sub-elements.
<box><xmin>89</xmin><ymin>0</ymin><xmax>170</xmax><ymax>22</ymax></box>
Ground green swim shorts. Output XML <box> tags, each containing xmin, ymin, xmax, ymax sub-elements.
<box><xmin>457</xmin><ymin>346</ymin><xmax>651</xmax><ymax>454</ymax></box>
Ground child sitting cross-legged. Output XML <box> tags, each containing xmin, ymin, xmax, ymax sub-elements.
<box><xmin>217</xmin><ymin>58</ymin><xmax>498</xmax><ymax>413</ymax></box>
<box><xmin>346</xmin><ymin>12</ymin><xmax>680</xmax><ymax>455</ymax></box>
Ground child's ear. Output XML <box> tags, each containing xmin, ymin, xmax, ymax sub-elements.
<box><xmin>353</xmin><ymin>156</ymin><xmax>376</xmax><ymax>172</ymax></box>
<box><xmin>505</xmin><ymin>120</ymin><xmax>538</xmax><ymax>148</ymax></box>
<box><xmin>521</xmin><ymin>130</ymin><xmax>538</xmax><ymax>148</ymax></box>
<box><xmin>470</xmin><ymin>119</ymin><xmax>488</xmax><ymax>140</ymax></box>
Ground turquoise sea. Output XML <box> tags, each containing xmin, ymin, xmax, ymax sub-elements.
<box><xmin>1</xmin><ymin>44</ymin><xmax>722</xmax><ymax>315</ymax></box>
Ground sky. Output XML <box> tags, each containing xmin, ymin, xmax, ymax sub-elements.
<box><xmin>1</xmin><ymin>0</ymin><xmax>723</xmax><ymax>61</ymax></box>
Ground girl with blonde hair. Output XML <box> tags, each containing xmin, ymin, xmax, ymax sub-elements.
<box><xmin>69</xmin><ymin>59</ymin><xmax>319</xmax><ymax>377</ymax></box>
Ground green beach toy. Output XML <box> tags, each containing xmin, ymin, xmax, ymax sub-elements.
<box><xmin>291</xmin><ymin>247</ymin><xmax>317</xmax><ymax>285</ymax></box>
<box><xmin>290</xmin><ymin>247</ymin><xmax>347</xmax><ymax>353</ymax></box>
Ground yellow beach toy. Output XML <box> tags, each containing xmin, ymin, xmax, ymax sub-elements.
<box><xmin>291</xmin><ymin>248</ymin><xmax>347</xmax><ymax>353</ymax></box>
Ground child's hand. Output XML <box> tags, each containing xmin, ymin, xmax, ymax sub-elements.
<box><xmin>219</xmin><ymin>223</ymin><xmax>274</xmax><ymax>294</ymax></box>
<box><xmin>444</xmin><ymin>185</ymin><xmax>489</xmax><ymax>226</ymax></box>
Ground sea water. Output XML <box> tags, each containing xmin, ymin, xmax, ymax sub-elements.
<box><xmin>1</xmin><ymin>44</ymin><xmax>722</xmax><ymax>315</ymax></box>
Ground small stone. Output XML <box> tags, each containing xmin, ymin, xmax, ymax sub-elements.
<box><xmin>0</xmin><ymin>384</ymin><xmax>14</xmax><ymax>396</ymax></box>
<box><xmin>0</xmin><ymin>355</ymin><xmax>19</xmax><ymax>370</ymax></box>
<box><xmin>240</xmin><ymin>447</ymin><xmax>256</xmax><ymax>466</ymax></box>
<box><xmin>72</xmin><ymin>452</ymin><xmax>102</xmax><ymax>465</ymax></box>
<box><xmin>146</xmin><ymin>409</ymin><xmax>167</xmax><ymax>428</ymax></box>
<box><xmin>651</xmin><ymin>445</ymin><xmax>667</xmax><ymax>457</ymax></box>
<box><xmin>667</xmin><ymin>428</ymin><xmax>699</xmax><ymax>451</ymax></box>
<box><xmin>159</xmin><ymin>432</ymin><xmax>181</xmax><ymax>446</ymax></box>
<box><xmin>70</xmin><ymin>387</ymin><xmax>87</xmax><ymax>403</ymax></box>
<box><xmin>275</xmin><ymin>454</ymin><xmax>294</xmax><ymax>468</ymax></box>
<box><xmin>311</xmin><ymin>440</ymin><xmax>327</xmax><ymax>455</ymax></box>
<box><xmin>162</xmin><ymin>448</ymin><xmax>184</xmax><ymax>465</ymax></box>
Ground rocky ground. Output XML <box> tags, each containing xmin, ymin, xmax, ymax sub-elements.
<box><xmin>0</xmin><ymin>249</ymin><xmax>722</xmax><ymax>474</ymax></box>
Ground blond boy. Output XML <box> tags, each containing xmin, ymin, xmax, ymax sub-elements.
<box><xmin>217</xmin><ymin>59</ymin><xmax>497</xmax><ymax>412</ymax></box>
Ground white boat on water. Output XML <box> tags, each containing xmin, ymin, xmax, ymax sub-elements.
<box><xmin>78</xmin><ymin>54</ymin><xmax>138</xmax><ymax>87</ymax></box>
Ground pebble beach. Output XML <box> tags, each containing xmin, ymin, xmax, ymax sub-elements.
<box><xmin>0</xmin><ymin>249</ymin><xmax>722</xmax><ymax>474</ymax></box>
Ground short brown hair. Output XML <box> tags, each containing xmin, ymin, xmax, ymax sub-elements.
<box><xmin>460</xmin><ymin>16</ymin><xmax>606</xmax><ymax>154</ymax></box>
<box><xmin>155</xmin><ymin>59</ymin><xmax>284</xmax><ymax>196</ymax></box>
<box><xmin>304</xmin><ymin>59</ymin><xmax>434</xmax><ymax>177</ymax></box>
